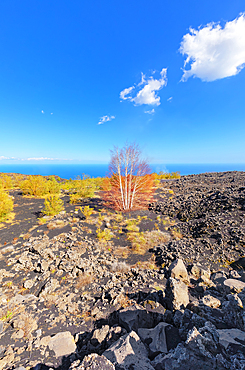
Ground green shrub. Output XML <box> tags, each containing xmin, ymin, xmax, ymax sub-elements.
<box><xmin>0</xmin><ymin>188</ymin><xmax>14</xmax><ymax>222</ymax></box>
<box><xmin>42</xmin><ymin>195</ymin><xmax>64</xmax><ymax>216</ymax></box>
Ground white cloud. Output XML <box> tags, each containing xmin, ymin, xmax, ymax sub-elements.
<box><xmin>41</xmin><ymin>110</ymin><xmax>45</xmax><ymax>114</ymax></box>
<box><xmin>98</xmin><ymin>115</ymin><xmax>115</xmax><ymax>125</ymax></box>
<box><xmin>138</xmin><ymin>72</ymin><xmax>146</xmax><ymax>86</ymax></box>
<box><xmin>0</xmin><ymin>156</ymin><xmax>10</xmax><ymax>160</ymax></box>
<box><xmin>120</xmin><ymin>68</ymin><xmax>167</xmax><ymax>106</ymax></box>
<box><xmin>51</xmin><ymin>113</ymin><xmax>53</xmax><ymax>115</ymax></box>
<box><xmin>167</xmin><ymin>97</ymin><xmax>173</xmax><ymax>102</ymax></box>
<box><xmin>144</xmin><ymin>108</ymin><xmax>155</xmax><ymax>114</ymax></box>
<box><xmin>120</xmin><ymin>86</ymin><xmax>135</xmax><ymax>100</ymax></box>
<box><xmin>0</xmin><ymin>156</ymin><xmax>72</xmax><ymax>162</ymax></box>
<box><xmin>27</xmin><ymin>157</ymin><xmax>58</xmax><ymax>161</ymax></box>
<box><xmin>180</xmin><ymin>13</ymin><xmax>245</xmax><ymax>82</ymax></box>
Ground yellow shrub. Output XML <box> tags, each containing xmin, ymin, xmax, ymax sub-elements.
<box><xmin>20</xmin><ymin>175</ymin><xmax>49</xmax><ymax>197</ymax></box>
<box><xmin>70</xmin><ymin>193</ymin><xmax>81</xmax><ymax>204</ymax></box>
<box><xmin>65</xmin><ymin>174</ymin><xmax>98</xmax><ymax>203</ymax></box>
<box><xmin>96</xmin><ymin>228</ymin><xmax>113</xmax><ymax>241</ymax></box>
<box><xmin>155</xmin><ymin>171</ymin><xmax>181</xmax><ymax>180</ymax></box>
<box><xmin>76</xmin><ymin>178</ymin><xmax>97</xmax><ymax>198</ymax></box>
<box><xmin>80</xmin><ymin>205</ymin><xmax>94</xmax><ymax>219</ymax></box>
<box><xmin>0</xmin><ymin>174</ymin><xmax>13</xmax><ymax>189</ymax></box>
<box><xmin>42</xmin><ymin>195</ymin><xmax>64</xmax><ymax>216</ymax></box>
<box><xmin>12</xmin><ymin>174</ymin><xmax>25</xmax><ymax>188</ymax></box>
<box><xmin>0</xmin><ymin>189</ymin><xmax>14</xmax><ymax>222</ymax></box>
<box><xmin>47</xmin><ymin>176</ymin><xmax>60</xmax><ymax>195</ymax></box>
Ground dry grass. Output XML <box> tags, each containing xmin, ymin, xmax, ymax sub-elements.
<box><xmin>110</xmin><ymin>261</ymin><xmax>130</xmax><ymax>273</ymax></box>
<box><xmin>19</xmin><ymin>233</ymin><xmax>31</xmax><ymax>240</ymax></box>
<box><xmin>113</xmin><ymin>246</ymin><xmax>130</xmax><ymax>259</ymax></box>
<box><xmin>74</xmin><ymin>242</ymin><xmax>87</xmax><ymax>255</ymax></box>
<box><xmin>171</xmin><ymin>229</ymin><xmax>183</xmax><ymax>240</ymax></box>
<box><xmin>144</xmin><ymin>229</ymin><xmax>170</xmax><ymax>247</ymax></box>
<box><xmin>12</xmin><ymin>312</ymin><xmax>38</xmax><ymax>339</ymax></box>
<box><xmin>0</xmin><ymin>301</ymin><xmax>25</xmax><ymax>328</ymax></box>
<box><xmin>132</xmin><ymin>257</ymin><xmax>158</xmax><ymax>270</ymax></box>
<box><xmin>76</xmin><ymin>273</ymin><xmax>93</xmax><ymax>290</ymax></box>
<box><xmin>113</xmin><ymin>293</ymin><xmax>134</xmax><ymax>308</ymax></box>
<box><xmin>47</xmin><ymin>220</ymin><xmax>67</xmax><ymax>230</ymax></box>
<box><xmin>43</xmin><ymin>293</ymin><xmax>57</xmax><ymax>308</ymax></box>
<box><xmin>127</xmin><ymin>229</ymin><xmax>170</xmax><ymax>255</ymax></box>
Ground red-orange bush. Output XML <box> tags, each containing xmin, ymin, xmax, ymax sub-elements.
<box><xmin>102</xmin><ymin>143</ymin><xmax>156</xmax><ymax>211</ymax></box>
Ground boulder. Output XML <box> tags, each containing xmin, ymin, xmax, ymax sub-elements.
<box><xmin>48</xmin><ymin>331</ymin><xmax>76</xmax><ymax>357</ymax></box>
<box><xmin>222</xmin><ymin>294</ymin><xmax>244</xmax><ymax>330</ymax></box>
<box><xmin>106</xmin><ymin>326</ymin><xmax>127</xmax><ymax>348</ymax></box>
<box><xmin>138</xmin><ymin>322</ymin><xmax>181</xmax><ymax>357</ymax></box>
<box><xmin>103</xmin><ymin>331</ymin><xmax>155</xmax><ymax>370</ymax></box>
<box><xmin>165</xmin><ymin>278</ymin><xmax>189</xmax><ymax>311</ymax></box>
<box><xmin>223</xmin><ymin>279</ymin><xmax>245</xmax><ymax>293</ymax></box>
<box><xmin>201</xmin><ymin>295</ymin><xmax>221</xmax><ymax>309</ymax></box>
<box><xmin>152</xmin><ymin>323</ymin><xmax>221</xmax><ymax>370</ymax></box>
<box><xmin>90</xmin><ymin>325</ymin><xmax>110</xmax><ymax>347</ymax></box>
<box><xmin>118</xmin><ymin>304</ymin><xmax>164</xmax><ymax>333</ymax></box>
<box><xmin>211</xmin><ymin>271</ymin><xmax>227</xmax><ymax>285</ymax></box>
<box><xmin>191</xmin><ymin>264</ymin><xmax>210</xmax><ymax>280</ymax></box>
<box><xmin>69</xmin><ymin>354</ymin><xmax>115</xmax><ymax>369</ymax></box>
<box><xmin>217</xmin><ymin>328</ymin><xmax>245</xmax><ymax>355</ymax></box>
<box><xmin>169</xmin><ymin>259</ymin><xmax>188</xmax><ymax>282</ymax></box>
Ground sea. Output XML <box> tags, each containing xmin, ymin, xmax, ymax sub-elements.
<box><xmin>0</xmin><ymin>163</ymin><xmax>244</xmax><ymax>180</ymax></box>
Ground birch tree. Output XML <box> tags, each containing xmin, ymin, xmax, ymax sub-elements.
<box><xmin>103</xmin><ymin>142</ymin><xmax>155</xmax><ymax>211</ymax></box>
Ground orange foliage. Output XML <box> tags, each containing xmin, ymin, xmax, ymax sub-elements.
<box><xmin>103</xmin><ymin>171</ymin><xmax>155</xmax><ymax>211</ymax></box>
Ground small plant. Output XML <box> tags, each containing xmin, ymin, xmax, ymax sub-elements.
<box><xmin>127</xmin><ymin>231</ymin><xmax>146</xmax><ymax>254</ymax></box>
<box><xmin>114</xmin><ymin>213</ymin><xmax>124</xmax><ymax>223</ymax></box>
<box><xmin>126</xmin><ymin>218</ymin><xmax>141</xmax><ymax>227</ymax></box>
<box><xmin>38</xmin><ymin>217</ymin><xmax>48</xmax><ymax>225</ymax></box>
<box><xmin>96</xmin><ymin>228</ymin><xmax>113</xmax><ymax>241</ymax></box>
<box><xmin>126</xmin><ymin>224</ymin><xmax>140</xmax><ymax>232</ymax></box>
<box><xmin>0</xmin><ymin>188</ymin><xmax>14</xmax><ymax>222</ymax></box>
<box><xmin>80</xmin><ymin>205</ymin><xmax>94</xmax><ymax>219</ymax></box>
<box><xmin>154</xmin><ymin>222</ymin><xmax>159</xmax><ymax>230</ymax></box>
<box><xmin>0</xmin><ymin>309</ymin><xmax>13</xmax><ymax>322</ymax></box>
<box><xmin>43</xmin><ymin>195</ymin><xmax>64</xmax><ymax>216</ymax></box>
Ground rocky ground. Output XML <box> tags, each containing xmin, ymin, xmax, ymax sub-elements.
<box><xmin>0</xmin><ymin>171</ymin><xmax>245</xmax><ymax>369</ymax></box>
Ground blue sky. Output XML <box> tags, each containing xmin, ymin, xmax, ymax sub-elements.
<box><xmin>0</xmin><ymin>0</ymin><xmax>245</xmax><ymax>164</ymax></box>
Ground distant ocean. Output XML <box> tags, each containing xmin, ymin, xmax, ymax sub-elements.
<box><xmin>0</xmin><ymin>164</ymin><xmax>244</xmax><ymax>180</ymax></box>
